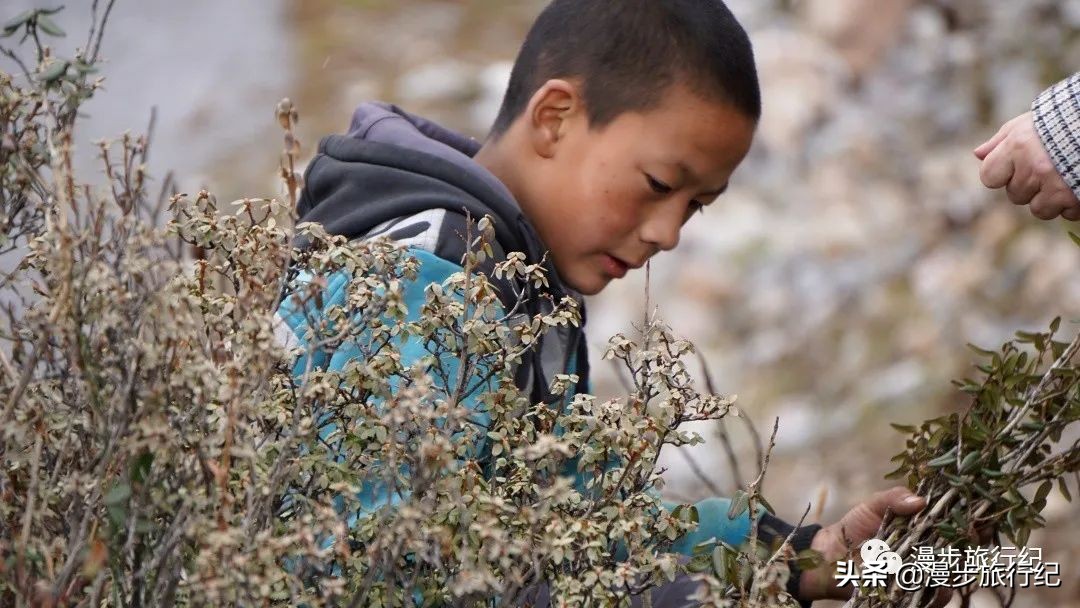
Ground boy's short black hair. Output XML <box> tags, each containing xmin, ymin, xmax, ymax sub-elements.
<box><xmin>489</xmin><ymin>0</ymin><xmax>760</xmax><ymax>137</ymax></box>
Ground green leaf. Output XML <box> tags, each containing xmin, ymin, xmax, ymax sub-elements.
<box><xmin>130</xmin><ymin>452</ymin><xmax>154</xmax><ymax>485</ymax></box>
<box><xmin>757</xmin><ymin>494</ymin><xmax>775</xmax><ymax>515</ymax></box>
<box><xmin>1034</xmin><ymin>480</ymin><xmax>1052</xmax><ymax>504</ymax></box>
<box><xmin>36</xmin><ymin>14</ymin><xmax>65</xmax><ymax>37</ymax></box>
<box><xmin>928</xmin><ymin>425</ymin><xmax>949</xmax><ymax>448</ymax></box>
<box><xmin>1007</xmin><ymin>488</ymin><xmax>1024</xmax><ymax>506</ymax></box>
<box><xmin>106</xmin><ymin>503</ymin><xmax>127</xmax><ymax>531</ymax></box>
<box><xmin>2</xmin><ymin>10</ymin><xmax>34</xmax><ymax>36</ymax></box>
<box><xmin>104</xmin><ymin>483</ymin><xmax>131</xmax><ymax>531</ymax></box>
<box><xmin>960</xmin><ymin>451</ymin><xmax>980</xmax><ymax>473</ymax></box>
<box><xmin>727</xmin><ymin>490</ymin><xmax>749</xmax><ymax>519</ymax></box>
<box><xmin>795</xmin><ymin>548</ymin><xmax>825</xmax><ymax>570</ymax></box>
<box><xmin>37</xmin><ymin>60</ymin><xmax>68</xmax><ymax>83</ymax></box>
<box><xmin>1070</xmin><ymin>232</ymin><xmax>1080</xmax><ymax>249</ymax></box>
<box><xmin>104</xmin><ymin>483</ymin><xmax>131</xmax><ymax>506</ymax></box>
<box><xmin>973</xmin><ymin>483</ymin><xmax>996</xmax><ymax>501</ymax></box>
<box><xmin>884</xmin><ymin>464</ymin><xmax>908</xmax><ymax>480</ymax></box>
<box><xmin>1050</xmin><ymin>316</ymin><xmax>1062</xmax><ymax>334</ymax></box>
<box><xmin>944</xmin><ymin>472</ymin><xmax>966</xmax><ymax>487</ymax></box>
<box><xmin>1016</xmin><ymin>526</ymin><xmax>1031</xmax><ymax>548</ymax></box>
<box><xmin>889</xmin><ymin>423</ymin><xmax>916</xmax><ymax>434</ymax></box>
<box><xmin>711</xmin><ymin>545</ymin><xmax>726</xmax><ymax>576</ymax></box>
<box><xmin>936</xmin><ymin>521</ymin><xmax>957</xmax><ymax>536</ymax></box>
<box><xmin>1059</xmin><ymin>478</ymin><xmax>1072</xmax><ymax>502</ymax></box>
<box><xmin>72</xmin><ymin>59</ymin><xmax>99</xmax><ymax>75</ymax></box>
<box><xmin>1015</xmin><ymin>330</ymin><xmax>1040</xmax><ymax>343</ymax></box>
<box><xmin>928</xmin><ymin>448</ymin><xmax>958</xmax><ymax>468</ymax></box>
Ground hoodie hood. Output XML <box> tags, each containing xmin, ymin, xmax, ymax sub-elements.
<box><xmin>297</xmin><ymin>102</ymin><xmax>549</xmax><ymax>270</ymax></box>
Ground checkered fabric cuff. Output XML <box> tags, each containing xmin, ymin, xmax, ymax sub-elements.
<box><xmin>1032</xmin><ymin>73</ymin><xmax>1080</xmax><ymax>200</ymax></box>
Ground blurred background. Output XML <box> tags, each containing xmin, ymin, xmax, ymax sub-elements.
<box><xmin>5</xmin><ymin>0</ymin><xmax>1079</xmax><ymax>605</ymax></box>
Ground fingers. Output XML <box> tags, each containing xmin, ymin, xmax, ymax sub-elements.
<box><xmin>1040</xmin><ymin>172</ymin><xmax>1080</xmax><ymax>220</ymax></box>
<box><xmin>1028</xmin><ymin>190</ymin><xmax>1063</xmax><ymax>220</ymax></box>
<box><xmin>977</xmin><ymin>112</ymin><xmax>1080</xmax><ymax>221</ymax></box>
<box><xmin>974</xmin><ymin>122</ymin><xmax>1009</xmax><ymax>160</ymax></box>
<box><xmin>979</xmin><ymin>137</ymin><xmax>1017</xmax><ymax>189</ymax></box>
<box><xmin>1005</xmin><ymin>161</ymin><xmax>1040</xmax><ymax>205</ymax></box>
<box><xmin>1028</xmin><ymin>186</ymin><xmax>1080</xmax><ymax>220</ymax></box>
<box><xmin>868</xmin><ymin>486</ymin><xmax>926</xmax><ymax>517</ymax></box>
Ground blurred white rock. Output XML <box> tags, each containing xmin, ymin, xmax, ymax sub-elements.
<box><xmin>752</xmin><ymin>28</ymin><xmax>850</xmax><ymax>156</ymax></box>
<box><xmin>470</xmin><ymin>61</ymin><xmax>513</xmax><ymax>133</ymax></box>
<box><xmin>396</xmin><ymin>60</ymin><xmax>478</xmax><ymax>105</ymax></box>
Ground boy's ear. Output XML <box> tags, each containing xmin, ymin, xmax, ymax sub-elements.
<box><xmin>525</xmin><ymin>79</ymin><xmax>581</xmax><ymax>159</ymax></box>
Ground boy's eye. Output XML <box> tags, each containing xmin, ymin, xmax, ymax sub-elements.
<box><xmin>645</xmin><ymin>174</ymin><xmax>673</xmax><ymax>194</ymax></box>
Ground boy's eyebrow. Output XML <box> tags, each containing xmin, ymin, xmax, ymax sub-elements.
<box><xmin>674</xmin><ymin>161</ymin><xmax>728</xmax><ymax>198</ymax></box>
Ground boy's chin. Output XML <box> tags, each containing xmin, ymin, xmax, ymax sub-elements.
<box><xmin>564</xmin><ymin>271</ymin><xmax>610</xmax><ymax>296</ymax></box>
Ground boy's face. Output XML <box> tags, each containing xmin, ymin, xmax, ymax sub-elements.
<box><xmin>518</xmin><ymin>81</ymin><xmax>756</xmax><ymax>296</ymax></box>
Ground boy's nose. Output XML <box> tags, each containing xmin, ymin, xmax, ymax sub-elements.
<box><xmin>637</xmin><ymin>207</ymin><xmax>682</xmax><ymax>252</ymax></box>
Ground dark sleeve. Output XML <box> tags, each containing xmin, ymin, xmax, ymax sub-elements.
<box><xmin>757</xmin><ymin>512</ymin><xmax>823</xmax><ymax>607</ymax></box>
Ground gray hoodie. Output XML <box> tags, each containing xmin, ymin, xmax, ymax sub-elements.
<box><xmin>294</xmin><ymin>102</ymin><xmax>590</xmax><ymax>404</ymax></box>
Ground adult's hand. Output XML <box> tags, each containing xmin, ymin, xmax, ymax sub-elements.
<box><xmin>974</xmin><ymin>111</ymin><xmax>1080</xmax><ymax>220</ymax></box>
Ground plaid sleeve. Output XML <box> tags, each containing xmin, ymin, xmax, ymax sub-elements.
<box><xmin>1032</xmin><ymin>73</ymin><xmax>1080</xmax><ymax>199</ymax></box>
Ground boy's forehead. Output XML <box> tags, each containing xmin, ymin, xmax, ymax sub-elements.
<box><xmin>619</xmin><ymin>100</ymin><xmax>756</xmax><ymax>172</ymax></box>
<box><xmin>620</xmin><ymin>85</ymin><xmax>756</xmax><ymax>138</ymax></box>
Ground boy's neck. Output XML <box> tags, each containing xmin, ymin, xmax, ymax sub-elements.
<box><xmin>475</xmin><ymin>136</ymin><xmax>532</xmax><ymax>215</ymax></box>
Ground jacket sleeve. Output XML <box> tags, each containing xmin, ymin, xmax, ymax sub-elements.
<box><xmin>1032</xmin><ymin>72</ymin><xmax>1080</xmax><ymax>200</ymax></box>
<box><xmin>661</xmin><ymin>497</ymin><xmax>821</xmax><ymax>606</ymax></box>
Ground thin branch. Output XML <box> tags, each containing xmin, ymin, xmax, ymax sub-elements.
<box><xmin>88</xmin><ymin>0</ymin><xmax>116</xmax><ymax>64</ymax></box>
<box><xmin>696</xmin><ymin>349</ymin><xmax>742</xmax><ymax>490</ymax></box>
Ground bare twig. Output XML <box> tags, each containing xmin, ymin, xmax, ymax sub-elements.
<box><xmin>88</xmin><ymin>0</ymin><xmax>117</xmax><ymax>64</ymax></box>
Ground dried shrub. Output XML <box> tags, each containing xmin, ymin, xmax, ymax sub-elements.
<box><xmin>0</xmin><ymin>7</ymin><xmax>803</xmax><ymax>608</ymax></box>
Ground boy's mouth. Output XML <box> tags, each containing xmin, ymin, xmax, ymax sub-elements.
<box><xmin>603</xmin><ymin>254</ymin><xmax>630</xmax><ymax>278</ymax></box>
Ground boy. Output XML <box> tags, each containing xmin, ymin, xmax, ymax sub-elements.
<box><xmin>278</xmin><ymin>0</ymin><xmax>934</xmax><ymax>605</ymax></box>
